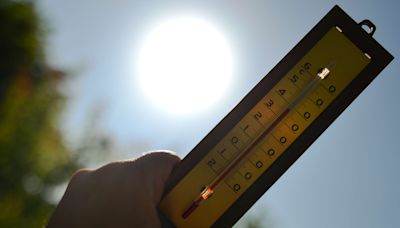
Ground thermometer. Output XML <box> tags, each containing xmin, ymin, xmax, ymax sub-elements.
<box><xmin>159</xmin><ymin>5</ymin><xmax>393</xmax><ymax>228</ymax></box>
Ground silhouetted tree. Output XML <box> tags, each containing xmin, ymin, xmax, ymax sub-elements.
<box><xmin>0</xmin><ymin>1</ymin><xmax>78</xmax><ymax>227</ymax></box>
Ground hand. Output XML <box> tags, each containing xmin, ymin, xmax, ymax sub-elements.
<box><xmin>47</xmin><ymin>151</ymin><xmax>180</xmax><ymax>228</ymax></box>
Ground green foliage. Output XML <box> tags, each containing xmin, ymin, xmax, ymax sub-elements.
<box><xmin>0</xmin><ymin>0</ymin><xmax>40</xmax><ymax>82</ymax></box>
<box><xmin>0</xmin><ymin>1</ymin><xmax>78</xmax><ymax>227</ymax></box>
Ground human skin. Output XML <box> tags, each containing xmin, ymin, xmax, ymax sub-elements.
<box><xmin>47</xmin><ymin>151</ymin><xmax>180</xmax><ymax>228</ymax></box>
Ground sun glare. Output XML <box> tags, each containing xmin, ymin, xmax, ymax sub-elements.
<box><xmin>137</xmin><ymin>17</ymin><xmax>234</xmax><ymax>115</ymax></box>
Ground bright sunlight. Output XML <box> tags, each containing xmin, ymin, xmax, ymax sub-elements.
<box><xmin>137</xmin><ymin>17</ymin><xmax>234</xmax><ymax>115</ymax></box>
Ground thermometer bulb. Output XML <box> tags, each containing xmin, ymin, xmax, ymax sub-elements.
<box><xmin>182</xmin><ymin>186</ymin><xmax>214</xmax><ymax>219</ymax></box>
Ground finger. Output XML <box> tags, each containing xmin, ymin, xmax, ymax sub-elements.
<box><xmin>125</xmin><ymin>151</ymin><xmax>181</xmax><ymax>228</ymax></box>
<box><xmin>133</xmin><ymin>151</ymin><xmax>181</xmax><ymax>204</ymax></box>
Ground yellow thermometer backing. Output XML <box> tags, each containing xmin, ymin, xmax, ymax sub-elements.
<box><xmin>160</xmin><ymin>26</ymin><xmax>368</xmax><ymax>227</ymax></box>
<box><xmin>159</xmin><ymin>5</ymin><xmax>393</xmax><ymax>228</ymax></box>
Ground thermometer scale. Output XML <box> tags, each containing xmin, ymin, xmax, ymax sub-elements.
<box><xmin>159</xmin><ymin>5</ymin><xmax>393</xmax><ymax>227</ymax></box>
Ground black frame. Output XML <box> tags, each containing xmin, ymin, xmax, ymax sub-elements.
<box><xmin>160</xmin><ymin>5</ymin><xmax>393</xmax><ymax>227</ymax></box>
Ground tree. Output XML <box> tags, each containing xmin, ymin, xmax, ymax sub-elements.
<box><xmin>0</xmin><ymin>1</ymin><xmax>78</xmax><ymax>227</ymax></box>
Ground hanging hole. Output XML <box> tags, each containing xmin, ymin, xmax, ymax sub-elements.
<box><xmin>361</xmin><ymin>24</ymin><xmax>374</xmax><ymax>34</ymax></box>
<box><xmin>359</xmin><ymin>20</ymin><xmax>376</xmax><ymax>36</ymax></box>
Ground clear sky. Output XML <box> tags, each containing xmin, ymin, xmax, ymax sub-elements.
<box><xmin>37</xmin><ymin>0</ymin><xmax>399</xmax><ymax>227</ymax></box>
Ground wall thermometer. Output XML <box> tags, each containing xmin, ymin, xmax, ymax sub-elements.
<box><xmin>158</xmin><ymin>5</ymin><xmax>393</xmax><ymax>228</ymax></box>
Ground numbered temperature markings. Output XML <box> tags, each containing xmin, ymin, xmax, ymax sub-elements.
<box><xmin>159</xmin><ymin>26</ymin><xmax>371</xmax><ymax>228</ymax></box>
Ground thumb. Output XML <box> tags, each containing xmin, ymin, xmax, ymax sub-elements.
<box><xmin>133</xmin><ymin>151</ymin><xmax>181</xmax><ymax>204</ymax></box>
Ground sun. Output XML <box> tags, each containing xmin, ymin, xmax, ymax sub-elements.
<box><xmin>137</xmin><ymin>17</ymin><xmax>234</xmax><ymax>115</ymax></box>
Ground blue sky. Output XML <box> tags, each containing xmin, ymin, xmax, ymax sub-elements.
<box><xmin>37</xmin><ymin>0</ymin><xmax>399</xmax><ymax>227</ymax></box>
